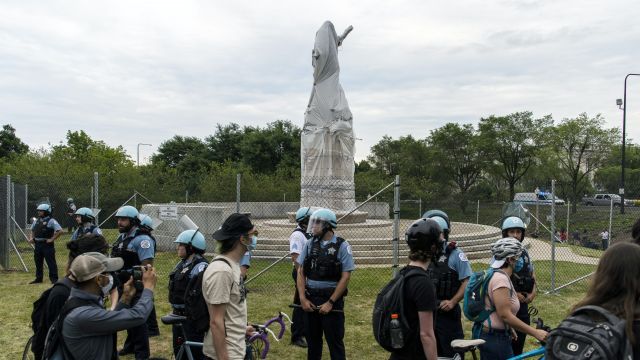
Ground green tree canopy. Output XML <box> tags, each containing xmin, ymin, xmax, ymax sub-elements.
<box><xmin>0</xmin><ymin>124</ymin><xmax>28</xmax><ymax>158</ymax></box>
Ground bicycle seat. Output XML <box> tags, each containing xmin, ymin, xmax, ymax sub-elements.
<box><xmin>161</xmin><ymin>313</ymin><xmax>188</xmax><ymax>325</ymax></box>
<box><xmin>450</xmin><ymin>339</ymin><xmax>485</xmax><ymax>352</ymax></box>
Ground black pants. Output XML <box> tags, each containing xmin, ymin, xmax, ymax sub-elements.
<box><xmin>147</xmin><ymin>304</ymin><xmax>159</xmax><ymax>333</ymax></box>
<box><xmin>304</xmin><ymin>288</ymin><xmax>345</xmax><ymax>360</ymax></box>
<box><xmin>291</xmin><ymin>268</ymin><xmax>306</xmax><ymax>342</ymax></box>
<box><xmin>172</xmin><ymin>310</ymin><xmax>204</xmax><ymax>360</ymax></box>
<box><xmin>34</xmin><ymin>242</ymin><xmax>58</xmax><ymax>282</ymax></box>
<box><xmin>435</xmin><ymin>303</ymin><xmax>465</xmax><ymax>359</ymax></box>
<box><xmin>512</xmin><ymin>301</ymin><xmax>530</xmax><ymax>355</ymax></box>
<box><xmin>120</xmin><ymin>289</ymin><xmax>150</xmax><ymax>359</ymax></box>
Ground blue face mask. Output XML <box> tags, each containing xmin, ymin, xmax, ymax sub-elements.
<box><xmin>514</xmin><ymin>256</ymin><xmax>525</xmax><ymax>272</ymax></box>
<box><xmin>245</xmin><ymin>235</ymin><xmax>258</xmax><ymax>252</ymax></box>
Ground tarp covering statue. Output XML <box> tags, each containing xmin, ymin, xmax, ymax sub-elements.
<box><xmin>300</xmin><ymin>21</ymin><xmax>356</xmax><ymax>211</ymax></box>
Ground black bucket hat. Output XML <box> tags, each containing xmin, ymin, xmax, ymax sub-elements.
<box><xmin>213</xmin><ymin>213</ymin><xmax>254</xmax><ymax>241</ymax></box>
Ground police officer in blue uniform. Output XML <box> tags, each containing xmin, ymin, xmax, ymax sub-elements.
<box><xmin>70</xmin><ymin>207</ymin><xmax>102</xmax><ymax>241</ymax></box>
<box><xmin>110</xmin><ymin>205</ymin><xmax>156</xmax><ymax>359</ymax></box>
<box><xmin>501</xmin><ymin>216</ymin><xmax>537</xmax><ymax>355</ymax></box>
<box><xmin>423</xmin><ymin>210</ymin><xmax>472</xmax><ymax>359</ymax></box>
<box><xmin>290</xmin><ymin>207</ymin><xmax>313</xmax><ymax>348</ymax></box>
<box><xmin>168</xmin><ymin>229</ymin><xmax>208</xmax><ymax>359</ymax></box>
<box><xmin>296</xmin><ymin>208</ymin><xmax>355</xmax><ymax>360</ymax></box>
<box><xmin>29</xmin><ymin>203</ymin><xmax>63</xmax><ymax>284</ymax></box>
<box><xmin>138</xmin><ymin>213</ymin><xmax>161</xmax><ymax>337</ymax></box>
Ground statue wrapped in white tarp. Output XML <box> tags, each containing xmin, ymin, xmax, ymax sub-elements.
<box><xmin>301</xmin><ymin>21</ymin><xmax>356</xmax><ymax>211</ymax></box>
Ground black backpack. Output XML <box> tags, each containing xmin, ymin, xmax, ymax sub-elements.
<box><xmin>43</xmin><ymin>297</ymin><xmax>97</xmax><ymax>360</ymax></box>
<box><xmin>372</xmin><ymin>266</ymin><xmax>428</xmax><ymax>352</ymax></box>
<box><xmin>545</xmin><ymin>305</ymin><xmax>633</xmax><ymax>360</ymax></box>
<box><xmin>31</xmin><ymin>282</ymin><xmax>72</xmax><ymax>357</ymax></box>
<box><xmin>184</xmin><ymin>258</ymin><xmax>230</xmax><ymax>334</ymax></box>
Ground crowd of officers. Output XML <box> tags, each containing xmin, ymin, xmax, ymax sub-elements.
<box><xmin>28</xmin><ymin>200</ymin><xmax>538</xmax><ymax>360</ymax></box>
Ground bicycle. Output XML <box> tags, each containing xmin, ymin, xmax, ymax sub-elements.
<box><xmin>161</xmin><ymin>312</ymin><xmax>292</xmax><ymax>360</ymax></box>
<box><xmin>22</xmin><ymin>335</ymin><xmax>35</xmax><ymax>360</ymax></box>
<box><xmin>439</xmin><ymin>317</ymin><xmax>551</xmax><ymax>360</ymax></box>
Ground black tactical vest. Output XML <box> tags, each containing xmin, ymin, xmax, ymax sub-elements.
<box><xmin>111</xmin><ymin>228</ymin><xmax>148</xmax><ymax>269</ymax></box>
<box><xmin>169</xmin><ymin>255</ymin><xmax>207</xmax><ymax>305</ymax></box>
<box><xmin>511</xmin><ymin>249</ymin><xmax>535</xmax><ymax>293</ymax></box>
<box><xmin>427</xmin><ymin>248</ymin><xmax>462</xmax><ymax>301</ymax></box>
<box><xmin>304</xmin><ymin>237</ymin><xmax>344</xmax><ymax>282</ymax></box>
<box><xmin>72</xmin><ymin>225</ymin><xmax>97</xmax><ymax>240</ymax></box>
<box><xmin>33</xmin><ymin>217</ymin><xmax>54</xmax><ymax>240</ymax></box>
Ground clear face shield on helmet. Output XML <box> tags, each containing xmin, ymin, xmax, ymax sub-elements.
<box><xmin>307</xmin><ymin>218</ymin><xmax>330</xmax><ymax>237</ymax></box>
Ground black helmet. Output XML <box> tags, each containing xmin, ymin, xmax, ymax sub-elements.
<box><xmin>405</xmin><ymin>218</ymin><xmax>441</xmax><ymax>251</ymax></box>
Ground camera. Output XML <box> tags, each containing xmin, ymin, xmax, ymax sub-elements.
<box><xmin>117</xmin><ymin>265</ymin><xmax>144</xmax><ymax>291</ymax></box>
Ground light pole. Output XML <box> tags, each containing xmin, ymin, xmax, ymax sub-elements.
<box><xmin>137</xmin><ymin>143</ymin><xmax>152</xmax><ymax>166</ymax></box>
<box><xmin>617</xmin><ymin>73</ymin><xmax>640</xmax><ymax>214</ymax></box>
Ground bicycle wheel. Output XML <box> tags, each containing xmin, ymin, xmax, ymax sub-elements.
<box><xmin>246</xmin><ymin>339</ymin><xmax>264</xmax><ymax>359</ymax></box>
<box><xmin>22</xmin><ymin>336</ymin><xmax>34</xmax><ymax>360</ymax></box>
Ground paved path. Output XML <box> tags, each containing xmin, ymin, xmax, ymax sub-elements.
<box><xmin>525</xmin><ymin>238</ymin><xmax>600</xmax><ymax>265</ymax></box>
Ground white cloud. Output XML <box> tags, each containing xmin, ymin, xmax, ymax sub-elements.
<box><xmin>1</xmin><ymin>0</ymin><xmax>639</xmax><ymax>163</ymax></box>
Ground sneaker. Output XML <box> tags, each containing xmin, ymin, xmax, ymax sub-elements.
<box><xmin>291</xmin><ymin>338</ymin><xmax>308</xmax><ymax>348</ymax></box>
<box><xmin>29</xmin><ymin>279</ymin><xmax>43</xmax><ymax>284</ymax></box>
<box><xmin>118</xmin><ymin>348</ymin><xmax>134</xmax><ymax>356</ymax></box>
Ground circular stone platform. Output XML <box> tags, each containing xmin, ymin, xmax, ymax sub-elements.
<box><xmin>264</xmin><ymin>217</ymin><xmax>392</xmax><ymax>229</ymax></box>
<box><xmin>286</xmin><ymin>210</ymin><xmax>369</xmax><ymax>224</ymax></box>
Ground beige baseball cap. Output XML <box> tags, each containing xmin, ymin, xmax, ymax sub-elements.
<box><xmin>69</xmin><ymin>252</ymin><xmax>124</xmax><ymax>282</ymax></box>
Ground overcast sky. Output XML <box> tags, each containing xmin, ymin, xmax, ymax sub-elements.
<box><xmin>2</xmin><ymin>0</ymin><xmax>640</xmax><ymax>163</ymax></box>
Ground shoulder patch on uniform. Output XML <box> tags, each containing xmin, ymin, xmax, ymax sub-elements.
<box><xmin>196</xmin><ymin>263</ymin><xmax>207</xmax><ymax>273</ymax></box>
<box><xmin>346</xmin><ymin>244</ymin><xmax>352</xmax><ymax>255</ymax></box>
<box><xmin>140</xmin><ymin>239</ymin><xmax>151</xmax><ymax>249</ymax></box>
<box><xmin>458</xmin><ymin>252</ymin><xmax>468</xmax><ymax>262</ymax></box>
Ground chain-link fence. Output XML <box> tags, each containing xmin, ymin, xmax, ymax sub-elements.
<box><xmin>5</xmin><ymin>172</ymin><xmax>640</xmax><ymax>358</ymax></box>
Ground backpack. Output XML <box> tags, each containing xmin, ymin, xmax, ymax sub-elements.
<box><xmin>545</xmin><ymin>305</ymin><xmax>633</xmax><ymax>360</ymax></box>
<box><xmin>463</xmin><ymin>268</ymin><xmax>513</xmax><ymax>338</ymax></box>
<box><xmin>372</xmin><ymin>266</ymin><xmax>428</xmax><ymax>352</ymax></box>
<box><xmin>43</xmin><ymin>297</ymin><xmax>96</xmax><ymax>360</ymax></box>
<box><xmin>31</xmin><ymin>282</ymin><xmax>72</xmax><ymax>357</ymax></box>
<box><xmin>184</xmin><ymin>258</ymin><xmax>230</xmax><ymax>334</ymax></box>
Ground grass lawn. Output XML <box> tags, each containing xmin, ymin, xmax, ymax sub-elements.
<box><xmin>2</xmin><ymin>231</ymin><xmax>596</xmax><ymax>359</ymax></box>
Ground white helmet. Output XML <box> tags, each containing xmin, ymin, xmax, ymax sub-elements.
<box><xmin>491</xmin><ymin>237</ymin><xmax>524</xmax><ymax>263</ymax></box>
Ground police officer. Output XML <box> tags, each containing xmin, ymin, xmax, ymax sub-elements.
<box><xmin>290</xmin><ymin>207</ymin><xmax>313</xmax><ymax>348</ymax></box>
<box><xmin>110</xmin><ymin>205</ymin><xmax>156</xmax><ymax>359</ymax></box>
<box><xmin>138</xmin><ymin>213</ymin><xmax>160</xmax><ymax>337</ymax></box>
<box><xmin>65</xmin><ymin>197</ymin><xmax>77</xmax><ymax>233</ymax></box>
<box><xmin>168</xmin><ymin>229</ymin><xmax>208</xmax><ymax>359</ymax></box>
<box><xmin>70</xmin><ymin>207</ymin><xmax>102</xmax><ymax>241</ymax></box>
<box><xmin>296</xmin><ymin>208</ymin><xmax>355</xmax><ymax>360</ymax></box>
<box><xmin>423</xmin><ymin>210</ymin><xmax>472</xmax><ymax>359</ymax></box>
<box><xmin>501</xmin><ymin>216</ymin><xmax>537</xmax><ymax>355</ymax></box>
<box><xmin>28</xmin><ymin>203</ymin><xmax>63</xmax><ymax>284</ymax></box>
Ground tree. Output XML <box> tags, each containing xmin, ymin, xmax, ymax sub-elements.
<box><xmin>205</xmin><ymin>123</ymin><xmax>244</xmax><ymax>164</ymax></box>
<box><xmin>478</xmin><ymin>112</ymin><xmax>552</xmax><ymax>200</ymax></box>
<box><xmin>549</xmin><ymin>113</ymin><xmax>620</xmax><ymax>213</ymax></box>
<box><xmin>239</xmin><ymin>120</ymin><xmax>301</xmax><ymax>174</ymax></box>
<box><xmin>0</xmin><ymin>124</ymin><xmax>28</xmax><ymax>158</ymax></box>
<box><xmin>428</xmin><ymin>123</ymin><xmax>486</xmax><ymax>212</ymax></box>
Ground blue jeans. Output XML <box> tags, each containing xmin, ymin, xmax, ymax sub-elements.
<box><xmin>479</xmin><ymin>328</ymin><xmax>513</xmax><ymax>360</ymax></box>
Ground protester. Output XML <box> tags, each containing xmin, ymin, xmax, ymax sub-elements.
<box><xmin>390</xmin><ymin>218</ymin><xmax>439</xmax><ymax>360</ymax></box>
<box><xmin>478</xmin><ymin>238</ymin><xmax>548</xmax><ymax>360</ymax></box>
<box><xmin>203</xmin><ymin>213</ymin><xmax>257</xmax><ymax>360</ymax></box>
<box><xmin>297</xmin><ymin>208</ymin><xmax>355</xmax><ymax>360</ymax></box>
<box><xmin>61</xmin><ymin>252</ymin><xmax>156</xmax><ymax>360</ymax></box>
<box><xmin>569</xmin><ymin>243</ymin><xmax>640</xmax><ymax>357</ymax></box>
<box><xmin>29</xmin><ymin>203</ymin><xmax>63</xmax><ymax>284</ymax></box>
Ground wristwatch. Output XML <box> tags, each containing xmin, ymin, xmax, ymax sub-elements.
<box><xmin>328</xmin><ymin>298</ymin><xmax>335</xmax><ymax>305</ymax></box>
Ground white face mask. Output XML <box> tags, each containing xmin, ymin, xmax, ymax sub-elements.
<box><xmin>101</xmin><ymin>274</ymin><xmax>113</xmax><ymax>296</ymax></box>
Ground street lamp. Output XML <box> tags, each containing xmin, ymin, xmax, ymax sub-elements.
<box><xmin>617</xmin><ymin>73</ymin><xmax>640</xmax><ymax>214</ymax></box>
<box><xmin>137</xmin><ymin>143</ymin><xmax>152</xmax><ymax>166</ymax></box>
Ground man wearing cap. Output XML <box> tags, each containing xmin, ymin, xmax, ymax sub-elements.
<box><xmin>29</xmin><ymin>203</ymin><xmax>63</xmax><ymax>284</ymax></box>
<box><xmin>203</xmin><ymin>213</ymin><xmax>258</xmax><ymax>360</ymax></box>
<box><xmin>60</xmin><ymin>252</ymin><xmax>157</xmax><ymax>360</ymax></box>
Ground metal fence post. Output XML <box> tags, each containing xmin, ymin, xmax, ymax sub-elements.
<box><xmin>11</xmin><ymin>181</ymin><xmax>15</xmax><ymax>245</ymax></box>
<box><xmin>550</xmin><ymin>180</ymin><xmax>557</xmax><ymax>292</ymax></box>
<box><xmin>24</xmin><ymin>184</ymin><xmax>28</xmax><ymax>228</ymax></box>
<box><xmin>608</xmin><ymin>197</ymin><xmax>613</xmax><ymax>247</ymax></box>
<box><xmin>236</xmin><ymin>173</ymin><xmax>241</xmax><ymax>213</ymax></box>
<box><xmin>3</xmin><ymin>175</ymin><xmax>11</xmax><ymax>268</ymax></box>
<box><xmin>476</xmin><ymin>200</ymin><xmax>480</xmax><ymax>224</ymax></box>
<box><xmin>392</xmin><ymin>175</ymin><xmax>400</xmax><ymax>277</ymax></box>
<box><xmin>566</xmin><ymin>201</ymin><xmax>570</xmax><ymax>244</ymax></box>
<box><xmin>94</xmin><ymin>172</ymin><xmax>99</xmax><ymax>224</ymax></box>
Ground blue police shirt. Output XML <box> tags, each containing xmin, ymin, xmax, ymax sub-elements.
<box><xmin>240</xmin><ymin>251</ymin><xmax>251</xmax><ymax>268</ymax></box>
<box><xmin>296</xmin><ymin>235</ymin><xmax>355</xmax><ymax>289</ymax></box>
<box><xmin>126</xmin><ymin>231</ymin><xmax>155</xmax><ymax>261</ymax></box>
<box><xmin>31</xmin><ymin>218</ymin><xmax>62</xmax><ymax>240</ymax></box>
<box><xmin>70</xmin><ymin>224</ymin><xmax>102</xmax><ymax>241</ymax></box>
<box><xmin>446</xmin><ymin>247</ymin><xmax>473</xmax><ymax>280</ymax></box>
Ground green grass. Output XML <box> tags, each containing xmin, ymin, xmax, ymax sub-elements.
<box><xmin>556</xmin><ymin>243</ymin><xmax>604</xmax><ymax>258</ymax></box>
<box><xmin>2</xmin><ymin>231</ymin><xmax>597</xmax><ymax>359</ymax></box>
